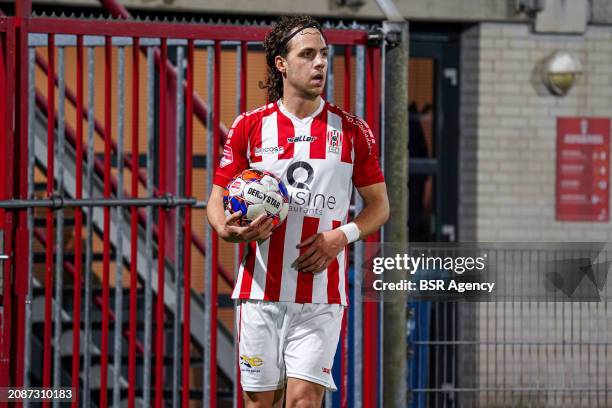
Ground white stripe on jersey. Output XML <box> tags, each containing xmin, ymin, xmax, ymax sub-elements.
<box><xmin>279</xmin><ymin>213</ymin><xmax>303</xmax><ymax>300</ymax></box>
<box><xmin>311</xmin><ymin>218</ymin><xmax>331</xmax><ymax>303</ymax></box>
<box><xmin>249</xmin><ymin>238</ymin><xmax>270</xmax><ymax>300</ymax></box>
<box><xmin>232</xmin><ymin>254</ymin><xmax>246</xmax><ymax>299</ymax></box>
<box><xmin>260</xmin><ymin>112</ymin><xmax>279</xmax><ymax>166</ymax></box>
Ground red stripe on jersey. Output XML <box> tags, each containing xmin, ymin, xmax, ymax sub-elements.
<box><xmin>309</xmin><ymin>108</ymin><xmax>328</xmax><ymax>160</ymax></box>
<box><xmin>249</xmin><ymin>116</ymin><xmax>263</xmax><ymax>163</ymax></box>
<box><xmin>340</xmin><ymin>114</ymin><xmax>353</xmax><ymax>164</ymax></box>
<box><xmin>238</xmin><ymin>241</ymin><xmax>257</xmax><ymax>297</ymax></box>
<box><xmin>277</xmin><ymin>110</ymin><xmax>295</xmax><ymax>160</ymax></box>
<box><xmin>295</xmin><ymin>216</ymin><xmax>320</xmax><ymax>303</ymax></box>
<box><xmin>327</xmin><ymin>220</ymin><xmax>342</xmax><ymax>303</ymax></box>
<box><xmin>263</xmin><ymin>221</ymin><xmax>287</xmax><ymax>301</ymax></box>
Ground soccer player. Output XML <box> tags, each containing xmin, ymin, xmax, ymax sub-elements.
<box><xmin>207</xmin><ymin>15</ymin><xmax>389</xmax><ymax>408</ymax></box>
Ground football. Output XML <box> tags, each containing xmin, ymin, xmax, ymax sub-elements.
<box><xmin>223</xmin><ymin>169</ymin><xmax>290</xmax><ymax>228</ymax></box>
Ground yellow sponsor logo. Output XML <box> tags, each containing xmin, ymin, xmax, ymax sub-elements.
<box><xmin>240</xmin><ymin>355</ymin><xmax>263</xmax><ymax>368</ymax></box>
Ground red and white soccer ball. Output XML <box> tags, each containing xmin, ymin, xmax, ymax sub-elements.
<box><xmin>223</xmin><ymin>169</ymin><xmax>290</xmax><ymax>228</ymax></box>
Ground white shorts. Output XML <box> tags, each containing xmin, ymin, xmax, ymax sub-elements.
<box><xmin>235</xmin><ymin>299</ymin><xmax>344</xmax><ymax>392</ymax></box>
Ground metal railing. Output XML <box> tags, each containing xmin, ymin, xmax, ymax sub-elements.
<box><xmin>0</xmin><ymin>13</ymin><xmax>383</xmax><ymax>408</ymax></box>
<box><xmin>406</xmin><ymin>244</ymin><xmax>612</xmax><ymax>408</ymax></box>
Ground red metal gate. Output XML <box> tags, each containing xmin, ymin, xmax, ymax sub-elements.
<box><xmin>0</xmin><ymin>9</ymin><xmax>382</xmax><ymax>408</ymax></box>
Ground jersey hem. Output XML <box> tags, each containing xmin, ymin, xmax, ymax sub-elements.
<box><xmin>233</xmin><ymin>294</ymin><xmax>348</xmax><ymax>307</ymax></box>
<box><xmin>353</xmin><ymin>176</ymin><xmax>386</xmax><ymax>189</ymax></box>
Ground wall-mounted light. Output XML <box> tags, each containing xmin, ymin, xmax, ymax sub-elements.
<box><xmin>540</xmin><ymin>51</ymin><xmax>583</xmax><ymax>96</ymax></box>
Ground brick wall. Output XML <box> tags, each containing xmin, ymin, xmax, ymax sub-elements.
<box><xmin>459</xmin><ymin>23</ymin><xmax>612</xmax><ymax>243</ymax></box>
<box><xmin>457</xmin><ymin>23</ymin><xmax>612</xmax><ymax>407</ymax></box>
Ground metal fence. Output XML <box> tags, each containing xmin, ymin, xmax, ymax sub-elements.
<box><xmin>406</xmin><ymin>244</ymin><xmax>612</xmax><ymax>408</ymax></box>
<box><xmin>0</xmin><ymin>12</ymin><xmax>384</xmax><ymax>408</ymax></box>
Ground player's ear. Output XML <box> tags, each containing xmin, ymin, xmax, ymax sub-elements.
<box><xmin>275</xmin><ymin>55</ymin><xmax>287</xmax><ymax>76</ymax></box>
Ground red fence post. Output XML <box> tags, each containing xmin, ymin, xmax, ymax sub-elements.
<box><xmin>0</xmin><ymin>17</ymin><xmax>16</xmax><ymax>402</ymax></box>
<box><xmin>155</xmin><ymin>37</ymin><xmax>168</xmax><ymax>408</ymax></box>
<box><xmin>13</xmin><ymin>4</ymin><xmax>32</xmax><ymax>399</ymax></box>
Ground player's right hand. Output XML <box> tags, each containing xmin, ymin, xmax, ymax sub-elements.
<box><xmin>219</xmin><ymin>211</ymin><xmax>274</xmax><ymax>243</ymax></box>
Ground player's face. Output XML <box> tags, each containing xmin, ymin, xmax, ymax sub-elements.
<box><xmin>280</xmin><ymin>28</ymin><xmax>328</xmax><ymax>99</ymax></box>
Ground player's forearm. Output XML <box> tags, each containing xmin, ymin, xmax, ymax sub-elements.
<box><xmin>206</xmin><ymin>185</ymin><xmax>227</xmax><ymax>234</ymax></box>
<box><xmin>352</xmin><ymin>197</ymin><xmax>390</xmax><ymax>240</ymax></box>
<box><xmin>350</xmin><ymin>182</ymin><xmax>390</xmax><ymax>241</ymax></box>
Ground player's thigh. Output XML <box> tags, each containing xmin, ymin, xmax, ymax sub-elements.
<box><xmin>285</xmin><ymin>377</ymin><xmax>325</xmax><ymax>408</ymax></box>
<box><xmin>284</xmin><ymin>303</ymin><xmax>343</xmax><ymax>390</ymax></box>
<box><xmin>237</xmin><ymin>300</ymin><xmax>288</xmax><ymax>391</ymax></box>
<box><xmin>244</xmin><ymin>388</ymin><xmax>285</xmax><ymax>408</ymax></box>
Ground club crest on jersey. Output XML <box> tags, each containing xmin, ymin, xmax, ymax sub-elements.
<box><xmin>220</xmin><ymin>145</ymin><xmax>233</xmax><ymax>168</ymax></box>
<box><xmin>327</xmin><ymin>129</ymin><xmax>342</xmax><ymax>154</ymax></box>
<box><xmin>287</xmin><ymin>135</ymin><xmax>317</xmax><ymax>143</ymax></box>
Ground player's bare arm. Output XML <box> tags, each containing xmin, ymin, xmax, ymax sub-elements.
<box><xmin>293</xmin><ymin>181</ymin><xmax>389</xmax><ymax>273</ymax></box>
<box><xmin>207</xmin><ymin>184</ymin><xmax>275</xmax><ymax>243</ymax></box>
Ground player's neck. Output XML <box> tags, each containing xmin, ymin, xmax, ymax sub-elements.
<box><xmin>279</xmin><ymin>93</ymin><xmax>323</xmax><ymax>120</ymax></box>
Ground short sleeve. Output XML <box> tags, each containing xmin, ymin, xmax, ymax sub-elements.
<box><xmin>351</xmin><ymin>117</ymin><xmax>385</xmax><ymax>188</ymax></box>
<box><xmin>213</xmin><ymin>114</ymin><xmax>250</xmax><ymax>187</ymax></box>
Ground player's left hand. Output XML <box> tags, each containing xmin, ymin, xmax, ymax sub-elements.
<box><xmin>292</xmin><ymin>229</ymin><xmax>348</xmax><ymax>274</ymax></box>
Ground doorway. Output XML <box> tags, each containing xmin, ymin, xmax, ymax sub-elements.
<box><xmin>407</xmin><ymin>29</ymin><xmax>461</xmax><ymax>408</ymax></box>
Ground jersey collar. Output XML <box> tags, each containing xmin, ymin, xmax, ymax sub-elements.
<box><xmin>277</xmin><ymin>98</ymin><xmax>325</xmax><ymax>127</ymax></box>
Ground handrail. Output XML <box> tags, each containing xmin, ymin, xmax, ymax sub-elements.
<box><xmin>33</xmin><ymin>227</ymin><xmax>146</xmax><ymax>355</ymax></box>
<box><xmin>32</xmin><ymin>86</ymin><xmax>235</xmax><ymax>287</ymax></box>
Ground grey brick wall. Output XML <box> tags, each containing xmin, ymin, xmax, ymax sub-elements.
<box><xmin>457</xmin><ymin>23</ymin><xmax>612</xmax><ymax>407</ymax></box>
<box><xmin>460</xmin><ymin>23</ymin><xmax>612</xmax><ymax>243</ymax></box>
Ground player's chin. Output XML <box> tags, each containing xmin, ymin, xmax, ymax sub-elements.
<box><xmin>304</xmin><ymin>85</ymin><xmax>324</xmax><ymax>98</ymax></box>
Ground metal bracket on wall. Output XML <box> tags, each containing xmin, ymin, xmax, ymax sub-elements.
<box><xmin>367</xmin><ymin>28</ymin><xmax>384</xmax><ymax>46</ymax></box>
<box><xmin>334</xmin><ymin>0</ymin><xmax>366</xmax><ymax>7</ymax></box>
<box><xmin>514</xmin><ymin>0</ymin><xmax>545</xmax><ymax>15</ymax></box>
<box><xmin>384</xmin><ymin>28</ymin><xmax>402</xmax><ymax>48</ymax></box>
<box><xmin>367</xmin><ymin>27</ymin><xmax>403</xmax><ymax>48</ymax></box>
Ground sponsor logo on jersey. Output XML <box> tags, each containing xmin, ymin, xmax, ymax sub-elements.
<box><xmin>285</xmin><ymin>161</ymin><xmax>337</xmax><ymax>216</ymax></box>
<box><xmin>327</xmin><ymin>129</ymin><xmax>342</xmax><ymax>154</ymax></box>
<box><xmin>255</xmin><ymin>146</ymin><xmax>285</xmax><ymax>156</ymax></box>
<box><xmin>322</xmin><ymin>367</ymin><xmax>331</xmax><ymax>374</ymax></box>
<box><xmin>287</xmin><ymin>135</ymin><xmax>317</xmax><ymax>143</ymax></box>
<box><xmin>220</xmin><ymin>145</ymin><xmax>233</xmax><ymax>168</ymax></box>
<box><xmin>346</xmin><ymin>114</ymin><xmax>376</xmax><ymax>156</ymax></box>
<box><xmin>286</xmin><ymin>161</ymin><xmax>314</xmax><ymax>191</ymax></box>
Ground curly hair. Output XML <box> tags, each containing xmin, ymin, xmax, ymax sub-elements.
<box><xmin>261</xmin><ymin>16</ymin><xmax>325</xmax><ymax>102</ymax></box>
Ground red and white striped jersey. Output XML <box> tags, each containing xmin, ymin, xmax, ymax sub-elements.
<box><xmin>213</xmin><ymin>99</ymin><xmax>384</xmax><ymax>305</ymax></box>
